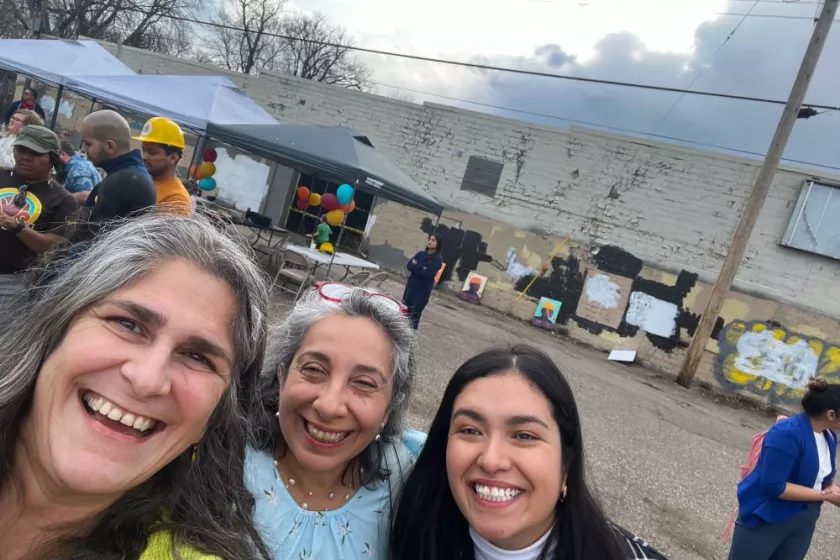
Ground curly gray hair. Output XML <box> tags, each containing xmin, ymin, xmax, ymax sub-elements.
<box><xmin>252</xmin><ymin>286</ymin><xmax>417</xmax><ymax>486</ymax></box>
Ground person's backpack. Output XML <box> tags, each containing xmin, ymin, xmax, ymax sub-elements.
<box><xmin>721</xmin><ymin>415</ymin><xmax>788</xmax><ymax>542</ymax></box>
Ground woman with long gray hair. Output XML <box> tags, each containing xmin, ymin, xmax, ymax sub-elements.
<box><xmin>0</xmin><ymin>214</ymin><xmax>272</xmax><ymax>560</ymax></box>
<box><xmin>247</xmin><ymin>282</ymin><xmax>424</xmax><ymax>559</ymax></box>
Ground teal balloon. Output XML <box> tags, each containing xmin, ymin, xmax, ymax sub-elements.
<box><xmin>199</xmin><ymin>177</ymin><xmax>217</xmax><ymax>191</ymax></box>
<box><xmin>336</xmin><ymin>183</ymin><xmax>354</xmax><ymax>205</ymax></box>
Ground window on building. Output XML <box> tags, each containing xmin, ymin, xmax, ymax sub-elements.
<box><xmin>781</xmin><ymin>180</ymin><xmax>840</xmax><ymax>259</ymax></box>
<box><xmin>460</xmin><ymin>156</ymin><xmax>503</xmax><ymax>197</ymax></box>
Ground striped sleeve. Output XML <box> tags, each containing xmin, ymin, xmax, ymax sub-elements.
<box><xmin>611</xmin><ymin>523</ymin><xmax>669</xmax><ymax>560</ymax></box>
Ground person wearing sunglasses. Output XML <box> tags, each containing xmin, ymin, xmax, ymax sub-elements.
<box><xmin>0</xmin><ymin>109</ymin><xmax>45</xmax><ymax>170</ymax></box>
<box><xmin>3</xmin><ymin>87</ymin><xmax>45</xmax><ymax>127</ymax></box>
<box><xmin>0</xmin><ymin>125</ymin><xmax>78</xmax><ymax>322</ymax></box>
<box><xmin>247</xmin><ymin>282</ymin><xmax>425</xmax><ymax>559</ymax></box>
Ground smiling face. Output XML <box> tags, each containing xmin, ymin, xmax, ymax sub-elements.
<box><xmin>446</xmin><ymin>371</ymin><xmax>563</xmax><ymax>551</ymax></box>
<box><xmin>20</xmin><ymin>259</ymin><xmax>236</xmax><ymax>501</ymax></box>
<box><xmin>277</xmin><ymin>314</ymin><xmax>394</xmax><ymax>474</ymax></box>
<box><xmin>7</xmin><ymin>113</ymin><xmax>25</xmax><ymax>135</ymax></box>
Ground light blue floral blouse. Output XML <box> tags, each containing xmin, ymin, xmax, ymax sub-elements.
<box><xmin>246</xmin><ymin>429</ymin><xmax>426</xmax><ymax>560</ymax></box>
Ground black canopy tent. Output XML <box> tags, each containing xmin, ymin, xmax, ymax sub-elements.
<box><xmin>204</xmin><ymin>123</ymin><xmax>444</xmax><ymax>281</ymax></box>
<box><xmin>204</xmin><ymin>123</ymin><xmax>444</xmax><ymax>216</ymax></box>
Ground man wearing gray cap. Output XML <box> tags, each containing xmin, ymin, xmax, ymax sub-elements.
<box><xmin>0</xmin><ymin>125</ymin><xmax>78</xmax><ymax>321</ymax></box>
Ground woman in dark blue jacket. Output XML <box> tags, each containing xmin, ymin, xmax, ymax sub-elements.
<box><xmin>729</xmin><ymin>377</ymin><xmax>840</xmax><ymax>560</ymax></box>
<box><xmin>402</xmin><ymin>234</ymin><xmax>443</xmax><ymax>330</ymax></box>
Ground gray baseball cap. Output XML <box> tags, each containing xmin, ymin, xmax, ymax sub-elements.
<box><xmin>13</xmin><ymin>125</ymin><xmax>61</xmax><ymax>155</ymax></box>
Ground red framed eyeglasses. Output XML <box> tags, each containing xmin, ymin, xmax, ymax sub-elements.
<box><xmin>315</xmin><ymin>282</ymin><xmax>408</xmax><ymax>315</ymax></box>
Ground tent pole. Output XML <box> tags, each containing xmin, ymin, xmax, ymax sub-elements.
<box><xmin>324</xmin><ymin>179</ymin><xmax>357</xmax><ymax>282</ymax></box>
<box><xmin>49</xmin><ymin>85</ymin><xmax>63</xmax><ymax>130</ymax></box>
<box><xmin>432</xmin><ymin>212</ymin><xmax>442</xmax><ymax>233</ymax></box>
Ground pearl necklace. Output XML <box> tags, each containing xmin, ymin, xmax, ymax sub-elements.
<box><xmin>273</xmin><ymin>458</ymin><xmax>353</xmax><ymax>511</ymax></box>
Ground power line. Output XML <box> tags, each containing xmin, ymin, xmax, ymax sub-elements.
<box><xmin>377</xmin><ymin>83</ymin><xmax>840</xmax><ymax>172</ymax></box>
<box><xmin>650</xmin><ymin>0</ymin><xmax>760</xmax><ymax>136</ymax></box>
<box><xmin>530</xmin><ymin>0</ymin><xmax>823</xmax><ymax>5</ymax></box>
<box><xmin>113</xmin><ymin>6</ymin><xmax>840</xmax><ymax>112</ymax></box>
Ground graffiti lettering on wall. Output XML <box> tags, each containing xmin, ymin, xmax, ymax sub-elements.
<box><xmin>715</xmin><ymin>320</ymin><xmax>840</xmax><ymax>405</ymax></box>
<box><xmin>421</xmin><ymin>218</ymin><xmax>492</xmax><ymax>283</ymax></box>
<box><xmin>516</xmin><ymin>244</ymin><xmax>721</xmax><ymax>352</ymax></box>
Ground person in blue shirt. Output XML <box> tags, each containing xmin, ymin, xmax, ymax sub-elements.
<box><xmin>729</xmin><ymin>377</ymin><xmax>840</xmax><ymax>560</ymax></box>
<box><xmin>402</xmin><ymin>234</ymin><xmax>444</xmax><ymax>330</ymax></box>
<box><xmin>245</xmin><ymin>284</ymin><xmax>425</xmax><ymax>559</ymax></box>
<box><xmin>58</xmin><ymin>141</ymin><xmax>102</xmax><ymax>203</ymax></box>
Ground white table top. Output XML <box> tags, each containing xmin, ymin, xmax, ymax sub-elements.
<box><xmin>284</xmin><ymin>245</ymin><xmax>380</xmax><ymax>270</ymax></box>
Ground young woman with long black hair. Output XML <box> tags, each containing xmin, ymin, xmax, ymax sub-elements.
<box><xmin>389</xmin><ymin>345</ymin><xmax>667</xmax><ymax>560</ymax></box>
<box><xmin>402</xmin><ymin>234</ymin><xmax>444</xmax><ymax>330</ymax></box>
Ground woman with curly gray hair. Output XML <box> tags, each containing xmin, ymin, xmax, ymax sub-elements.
<box><xmin>0</xmin><ymin>214</ymin><xmax>272</xmax><ymax>560</ymax></box>
<box><xmin>247</xmin><ymin>282</ymin><xmax>423</xmax><ymax>559</ymax></box>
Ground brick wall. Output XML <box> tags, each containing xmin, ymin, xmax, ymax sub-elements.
<box><xmin>98</xmin><ymin>40</ymin><xmax>840</xmax><ymax>321</ymax></box>
<box><xmin>91</xmin><ymin>41</ymin><xmax>840</xmax><ymax>410</ymax></box>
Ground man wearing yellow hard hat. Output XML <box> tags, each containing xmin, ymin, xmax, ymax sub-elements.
<box><xmin>134</xmin><ymin>117</ymin><xmax>192</xmax><ymax>216</ymax></box>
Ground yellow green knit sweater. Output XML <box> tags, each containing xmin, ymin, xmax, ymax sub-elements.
<box><xmin>139</xmin><ymin>530</ymin><xmax>221</xmax><ymax>560</ymax></box>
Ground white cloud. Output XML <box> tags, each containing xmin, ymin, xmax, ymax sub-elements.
<box><xmin>284</xmin><ymin>0</ymin><xmax>840</xmax><ymax>170</ymax></box>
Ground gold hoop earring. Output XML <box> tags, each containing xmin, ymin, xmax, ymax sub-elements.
<box><xmin>191</xmin><ymin>444</ymin><xmax>198</xmax><ymax>463</ymax></box>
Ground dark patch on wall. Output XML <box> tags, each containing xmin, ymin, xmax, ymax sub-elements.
<box><xmin>593</xmin><ymin>245</ymin><xmax>644</xmax><ymax>278</ymax></box>
<box><xmin>515</xmin><ymin>255</ymin><xmax>584</xmax><ymax>326</ymax></box>
<box><xmin>615</xmin><ymin>270</ymin><xmax>718</xmax><ymax>352</ymax></box>
<box><xmin>421</xmin><ymin>218</ymin><xmax>492</xmax><ymax>283</ymax></box>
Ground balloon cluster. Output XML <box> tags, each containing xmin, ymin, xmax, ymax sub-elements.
<box><xmin>294</xmin><ymin>183</ymin><xmax>356</xmax><ymax>227</ymax></box>
<box><xmin>197</xmin><ymin>148</ymin><xmax>218</xmax><ymax>192</ymax></box>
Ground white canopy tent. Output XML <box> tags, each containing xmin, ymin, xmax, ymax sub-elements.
<box><xmin>0</xmin><ymin>39</ymin><xmax>135</xmax><ymax>86</ymax></box>
<box><xmin>62</xmin><ymin>74</ymin><xmax>279</xmax><ymax>133</ymax></box>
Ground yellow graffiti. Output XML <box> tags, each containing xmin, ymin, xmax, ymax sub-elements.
<box><xmin>716</xmin><ymin>320</ymin><xmax>840</xmax><ymax>405</ymax></box>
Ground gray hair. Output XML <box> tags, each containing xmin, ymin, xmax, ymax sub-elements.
<box><xmin>253</xmin><ymin>286</ymin><xmax>417</xmax><ymax>486</ymax></box>
<box><xmin>0</xmin><ymin>213</ymin><xmax>272</xmax><ymax>559</ymax></box>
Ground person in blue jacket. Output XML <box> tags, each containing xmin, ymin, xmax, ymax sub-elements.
<box><xmin>402</xmin><ymin>234</ymin><xmax>444</xmax><ymax>330</ymax></box>
<box><xmin>729</xmin><ymin>377</ymin><xmax>840</xmax><ymax>560</ymax></box>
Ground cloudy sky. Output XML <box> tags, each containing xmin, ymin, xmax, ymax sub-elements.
<box><xmin>283</xmin><ymin>0</ymin><xmax>840</xmax><ymax>173</ymax></box>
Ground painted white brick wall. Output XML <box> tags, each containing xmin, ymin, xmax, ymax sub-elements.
<box><xmin>99</xmin><ymin>41</ymin><xmax>840</xmax><ymax>318</ymax></box>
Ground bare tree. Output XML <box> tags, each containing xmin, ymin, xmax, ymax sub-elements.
<box><xmin>201</xmin><ymin>0</ymin><xmax>286</xmax><ymax>74</ymax></box>
<box><xmin>386</xmin><ymin>90</ymin><xmax>417</xmax><ymax>103</ymax></box>
<box><xmin>274</xmin><ymin>12</ymin><xmax>373</xmax><ymax>91</ymax></box>
<box><xmin>0</xmin><ymin>0</ymin><xmax>195</xmax><ymax>55</ymax></box>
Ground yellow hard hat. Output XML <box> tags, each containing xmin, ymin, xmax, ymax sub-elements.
<box><xmin>133</xmin><ymin>117</ymin><xmax>186</xmax><ymax>149</ymax></box>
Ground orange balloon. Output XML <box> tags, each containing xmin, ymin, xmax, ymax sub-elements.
<box><xmin>297</xmin><ymin>186</ymin><xmax>310</xmax><ymax>200</ymax></box>
<box><xmin>340</xmin><ymin>200</ymin><xmax>356</xmax><ymax>213</ymax></box>
<box><xmin>189</xmin><ymin>165</ymin><xmax>197</xmax><ymax>177</ymax></box>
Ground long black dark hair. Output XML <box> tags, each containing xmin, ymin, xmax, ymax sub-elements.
<box><xmin>428</xmin><ymin>233</ymin><xmax>443</xmax><ymax>256</ymax></box>
<box><xmin>389</xmin><ymin>344</ymin><xmax>624</xmax><ymax>560</ymax></box>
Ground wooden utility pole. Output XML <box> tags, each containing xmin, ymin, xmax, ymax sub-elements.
<box><xmin>676</xmin><ymin>0</ymin><xmax>839</xmax><ymax>388</ymax></box>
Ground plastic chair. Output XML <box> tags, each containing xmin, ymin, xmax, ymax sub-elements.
<box><xmin>362</xmin><ymin>272</ymin><xmax>389</xmax><ymax>289</ymax></box>
<box><xmin>272</xmin><ymin>251</ymin><xmax>311</xmax><ymax>300</ymax></box>
<box><xmin>344</xmin><ymin>270</ymin><xmax>371</xmax><ymax>286</ymax></box>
